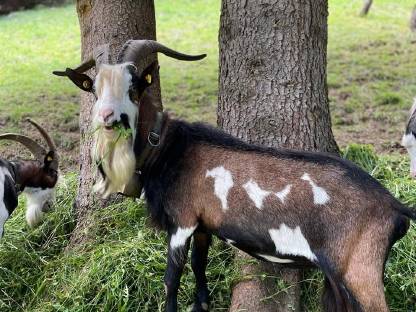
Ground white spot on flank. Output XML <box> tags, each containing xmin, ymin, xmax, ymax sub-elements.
<box><xmin>275</xmin><ymin>184</ymin><xmax>292</xmax><ymax>203</ymax></box>
<box><xmin>170</xmin><ymin>225</ymin><xmax>198</xmax><ymax>249</ymax></box>
<box><xmin>301</xmin><ymin>173</ymin><xmax>330</xmax><ymax>205</ymax></box>
<box><xmin>206</xmin><ymin>166</ymin><xmax>234</xmax><ymax>211</ymax></box>
<box><xmin>243</xmin><ymin>179</ymin><xmax>271</xmax><ymax>209</ymax></box>
<box><xmin>269</xmin><ymin>224</ymin><xmax>317</xmax><ymax>262</ymax></box>
<box><xmin>257</xmin><ymin>254</ymin><xmax>295</xmax><ymax>264</ymax></box>
<box><xmin>0</xmin><ymin>167</ymin><xmax>11</xmax><ymax>238</ymax></box>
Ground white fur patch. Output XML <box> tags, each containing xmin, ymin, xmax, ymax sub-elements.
<box><xmin>92</xmin><ymin>130</ymin><xmax>136</xmax><ymax>198</ymax></box>
<box><xmin>269</xmin><ymin>224</ymin><xmax>317</xmax><ymax>261</ymax></box>
<box><xmin>24</xmin><ymin>187</ymin><xmax>54</xmax><ymax>228</ymax></box>
<box><xmin>275</xmin><ymin>184</ymin><xmax>291</xmax><ymax>203</ymax></box>
<box><xmin>257</xmin><ymin>253</ymin><xmax>295</xmax><ymax>264</ymax></box>
<box><xmin>402</xmin><ymin>133</ymin><xmax>416</xmax><ymax>177</ymax></box>
<box><xmin>170</xmin><ymin>225</ymin><xmax>198</xmax><ymax>249</ymax></box>
<box><xmin>225</xmin><ymin>238</ymin><xmax>236</xmax><ymax>245</ymax></box>
<box><xmin>92</xmin><ymin>64</ymin><xmax>139</xmax><ymax>198</ymax></box>
<box><xmin>93</xmin><ymin>63</ymin><xmax>138</xmax><ymax>133</ymax></box>
<box><xmin>301</xmin><ymin>173</ymin><xmax>330</xmax><ymax>205</ymax></box>
<box><xmin>206</xmin><ymin>166</ymin><xmax>234</xmax><ymax>211</ymax></box>
<box><xmin>243</xmin><ymin>179</ymin><xmax>270</xmax><ymax>209</ymax></box>
<box><xmin>0</xmin><ymin>167</ymin><xmax>11</xmax><ymax>238</ymax></box>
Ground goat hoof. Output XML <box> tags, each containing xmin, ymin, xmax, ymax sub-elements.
<box><xmin>191</xmin><ymin>301</ymin><xmax>209</xmax><ymax>312</ymax></box>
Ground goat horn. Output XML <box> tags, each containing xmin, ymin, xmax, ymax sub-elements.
<box><xmin>74</xmin><ymin>58</ymin><xmax>96</xmax><ymax>73</ymax></box>
<box><xmin>25</xmin><ymin>119</ymin><xmax>56</xmax><ymax>151</ymax></box>
<box><xmin>25</xmin><ymin>119</ymin><xmax>59</xmax><ymax>170</ymax></box>
<box><xmin>117</xmin><ymin>40</ymin><xmax>206</xmax><ymax>64</ymax></box>
<box><xmin>0</xmin><ymin>133</ymin><xmax>46</xmax><ymax>160</ymax></box>
<box><xmin>53</xmin><ymin>44</ymin><xmax>110</xmax><ymax>76</ymax></box>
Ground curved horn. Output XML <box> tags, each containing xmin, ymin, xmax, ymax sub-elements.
<box><xmin>0</xmin><ymin>134</ymin><xmax>46</xmax><ymax>160</ymax></box>
<box><xmin>117</xmin><ymin>40</ymin><xmax>206</xmax><ymax>64</ymax></box>
<box><xmin>53</xmin><ymin>44</ymin><xmax>110</xmax><ymax>77</ymax></box>
<box><xmin>26</xmin><ymin>119</ymin><xmax>59</xmax><ymax>170</ymax></box>
<box><xmin>74</xmin><ymin>58</ymin><xmax>96</xmax><ymax>73</ymax></box>
<box><xmin>26</xmin><ymin>119</ymin><xmax>56</xmax><ymax>151</ymax></box>
<box><xmin>53</xmin><ymin>57</ymin><xmax>95</xmax><ymax>77</ymax></box>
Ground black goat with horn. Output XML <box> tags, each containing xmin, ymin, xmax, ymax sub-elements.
<box><xmin>0</xmin><ymin>119</ymin><xmax>59</xmax><ymax>237</ymax></box>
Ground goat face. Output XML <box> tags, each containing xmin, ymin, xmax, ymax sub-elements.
<box><xmin>23</xmin><ymin>152</ymin><xmax>59</xmax><ymax>227</ymax></box>
<box><xmin>91</xmin><ymin>62</ymin><xmax>156</xmax><ymax>197</ymax></box>
<box><xmin>52</xmin><ymin>40</ymin><xmax>205</xmax><ymax>198</ymax></box>
<box><xmin>402</xmin><ymin>99</ymin><xmax>416</xmax><ymax>178</ymax></box>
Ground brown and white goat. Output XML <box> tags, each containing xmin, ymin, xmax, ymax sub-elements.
<box><xmin>55</xmin><ymin>40</ymin><xmax>415</xmax><ymax>312</ymax></box>
<box><xmin>0</xmin><ymin>119</ymin><xmax>59</xmax><ymax>237</ymax></box>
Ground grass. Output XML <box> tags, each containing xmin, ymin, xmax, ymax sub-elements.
<box><xmin>328</xmin><ymin>0</ymin><xmax>416</xmax><ymax>150</ymax></box>
<box><xmin>0</xmin><ymin>0</ymin><xmax>416</xmax><ymax>311</ymax></box>
<box><xmin>0</xmin><ymin>174</ymin><xmax>237</xmax><ymax>311</ymax></box>
<box><xmin>0</xmin><ymin>149</ymin><xmax>414</xmax><ymax>311</ymax></box>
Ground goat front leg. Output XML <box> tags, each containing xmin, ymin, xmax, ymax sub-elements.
<box><xmin>191</xmin><ymin>232</ymin><xmax>212</xmax><ymax>312</ymax></box>
<box><xmin>164</xmin><ymin>227</ymin><xmax>192</xmax><ymax>312</ymax></box>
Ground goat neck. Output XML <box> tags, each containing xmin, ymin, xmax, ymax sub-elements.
<box><xmin>134</xmin><ymin>92</ymin><xmax>167</xmax><ymax>173</ymax></box>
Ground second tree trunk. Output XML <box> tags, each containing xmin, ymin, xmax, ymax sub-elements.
<box><xmin>218</xmin><ymin>0</ymin><xmax>338</xmax><ymax>311</ymax></box>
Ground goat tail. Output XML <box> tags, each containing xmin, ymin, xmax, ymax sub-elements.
<box><xmin>316</xmin><ymin>254</ymin><xmax>363</xmax><ymax>312</ymax></box>
<box><xmin>396</xmin><ymin>204</ymin><xmax>416</xmax><ymax>221</ymax></box>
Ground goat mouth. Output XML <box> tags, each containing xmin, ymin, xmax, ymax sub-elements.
<box><xmin>102</xmin><ymin>121</ymin><xmax>131</xmax><ymax>132</ymax></box>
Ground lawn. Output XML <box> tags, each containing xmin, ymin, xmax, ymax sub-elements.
<box><xmin>0</xmin><ymin>0</ymin><xmax>415</xmax><ymax>311</ymax></box>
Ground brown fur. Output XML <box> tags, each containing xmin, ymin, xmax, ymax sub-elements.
<box><xmin>154</xmin><ymin>143</ymin><xmax>402</xmax><ymax>311</ymax></box>
<box><xmin>16</xmin><ymin>160</ymin><xmax>57</xmax><ymax>189</ymax></box>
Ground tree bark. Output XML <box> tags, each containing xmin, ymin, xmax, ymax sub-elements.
<box><xmin>360</xmin><ymin>0</ymin><xmax>373</xmax><ymax>16</ymax></box>
<box><xmin>410</xmin><ymin>6</ymin><xmax>416</xmax><ymax>33</ymax></box>
<box><xmin>218</xmin><ymin>0</ymin><xmax>338</xmax><ymax>311</ymax></box>
<box><xmin>72</xmin><ymin>0</ymin><xmax>161</xmax><ymax>245</ymax></box>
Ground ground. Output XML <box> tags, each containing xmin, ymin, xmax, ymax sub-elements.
<box><xmin>0</xmin><ymin>1</ymin><xmax>415</xmax><ymax>311</ymax></box>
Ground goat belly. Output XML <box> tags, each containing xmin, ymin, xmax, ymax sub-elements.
<box><xmin>215</xmin><ymin>223</ymin><xmax>317</xmax><ymax>268</ymax></box>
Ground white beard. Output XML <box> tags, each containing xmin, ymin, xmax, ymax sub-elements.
<box><xmin>92</xmin><ymin>129</ymin><xmax>136</xmax><ymax>198</ymax></box>
<box><xmin>24</xmin><ymin>187</ymin><xmax>55</xmax><ymax>228</ymax></box>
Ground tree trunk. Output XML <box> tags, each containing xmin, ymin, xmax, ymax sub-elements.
<box><xmin>71</xmin><ymin>0</ymin><xmax>161</xmax><ymax>245</ymax></box>
<box><xmin>218</xmin><ymin>0</ymin><xmax>338</xmax><ymax>311</ymax></box>
<box><xmin>360</xmin><ymin>0</ymin><xmax>373</xmax><ymax>16</ymax></box>
<box><xmin>410</xmin><ymin>6</ymin><xmax>416</xmax><ymax>33</ymax></box>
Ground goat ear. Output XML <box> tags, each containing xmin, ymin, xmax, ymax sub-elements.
<box><xmin>140</xmin><ymin>61</ymin><xmax>159</xmax><ymax>88</ymax></box>
<box><xmin>53</xmin><ymin>68</ymin><xmax>94</xmax><ymax>92</ymax></box>
<box><xmin>43</xmin><ymin>151</ymin><xmax>55</xmax><ymax>169</ymax></box>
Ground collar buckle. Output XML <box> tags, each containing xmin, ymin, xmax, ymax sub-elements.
<box><xmin>148</xmin><ymin>131</ymin><xmax>160</xmax><ymax>147</ymax></box>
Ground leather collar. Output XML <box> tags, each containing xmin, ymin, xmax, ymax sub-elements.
<box><xmin>120</xmin><ymin>111</ymin><xmax>164</xmax><ymax>198</ymax></box>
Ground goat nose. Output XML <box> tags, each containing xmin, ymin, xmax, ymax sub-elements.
<box><xmin>99</xmin><ymin>108</ymin><xmax>114</xmax><ymax>123</ymax></box>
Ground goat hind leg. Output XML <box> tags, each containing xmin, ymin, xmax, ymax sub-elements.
<box><xmin>342</xmin><ymin>265</ymin><xmax>388</xmax><ymax>312</ymax></box>
<box><xmin>191</xmin><ymin>232</ymin><xmax>212</xmax><ymax>312</ymax></box>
